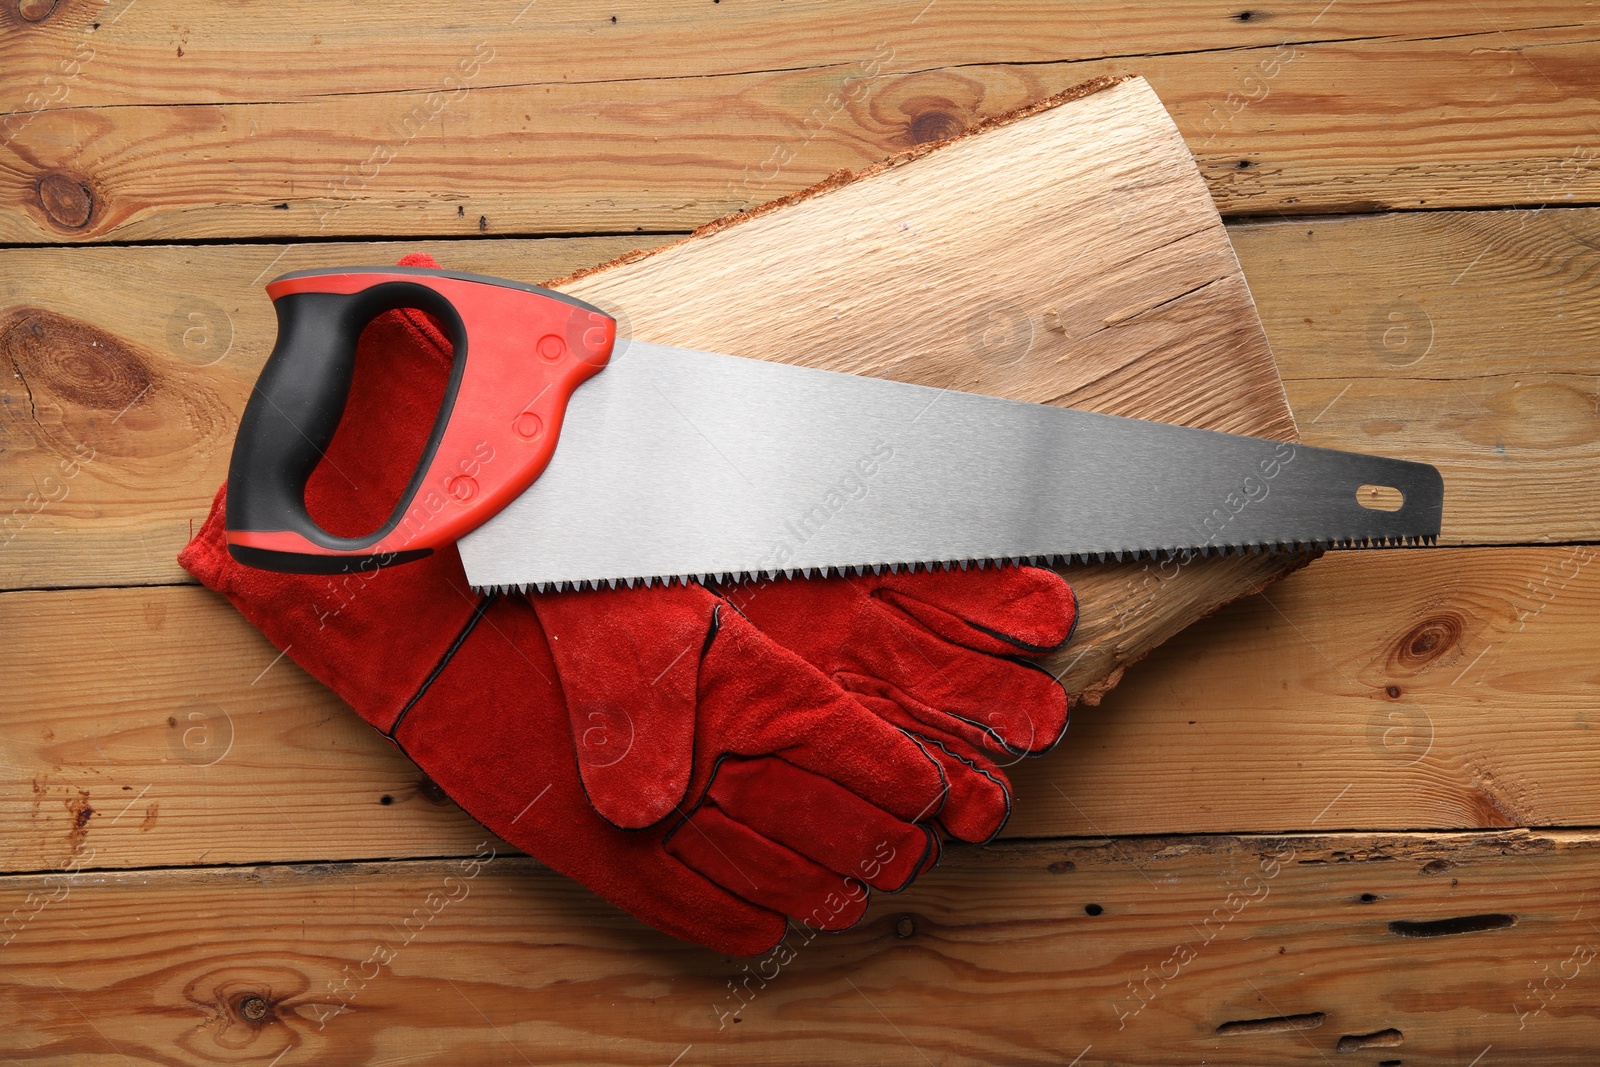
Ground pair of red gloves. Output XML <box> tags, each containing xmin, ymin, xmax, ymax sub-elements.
<box><xmin>181</xmin><ymin>255</ymin><xmax>1078</xmax><ymax>956</ymax></box>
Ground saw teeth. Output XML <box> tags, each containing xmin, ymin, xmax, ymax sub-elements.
<box><xmin>469</xmin><ymin>534</ymin><xmax>1445</xmax><ymax>596</ymax></box>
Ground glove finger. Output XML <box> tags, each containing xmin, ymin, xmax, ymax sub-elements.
<box><xmin>922</xmin><ymin>740</ymin><xmax>1013</xmax><ymax>844</ymax></box>
<box><xmin>841</xmin><ymin>658</ymin><xmax>1068</xmax><ymax>761</ymax></box>
<box><xmin>851</xmin><ymin>694</ymin><xmax>1012</xmax><ymax>844</ymax></box>
<box><xmin>696</xmin><ymin>606</ymin><xmax>949</xmax><ymax>826</ymax></box>
<box><xmin>705</xmin><ymin>755</ymin><xmax>936</xmax><ymax>892</ymax></box>
<box><xmin>664</xmin><ymin>803</ymin><xmax>869</xmax><ymax>932</ymax></box>
<box><xmin>868</xmin><ymin>565</ymin><xmax>1078</xmax><ymax>655</ymax></box>
<box><xmin>729</xmin><ymin>572</ymin><xmax>1071</xmax><ymax>756</ymax></box>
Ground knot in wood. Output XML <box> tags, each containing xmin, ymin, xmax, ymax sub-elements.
<box><xmin>37</xmin><ymin>173</ymin><xmax>95</xmax><ymax>230</ymax></box>
<box><xmin>16</xmin><ymin>0</ymin><xmax>59</xmax><ymax>21</ymax></box>
<box><xmin>1393</xmin><ymin>612</ymin><xmax>1463</xmax><ymax>671</ymax></box>
<box><xmin>237</xmin><ymin>994</ymin><xmax>270</xmax><ymax>1022</ymax></box>
<box><xmin>909</xmin><ymin>111</ymin><xmax>964</xmax><ymax>145</ymax></box>
<box><xmin>2</xmin><ymin>307</ymin><xmax>152</xmax><ymax>413</ymax></box>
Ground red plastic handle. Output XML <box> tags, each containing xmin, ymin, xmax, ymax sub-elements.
<box><xmin>224</xmin><ymin>267</ymin><xmax>614</xmax><ymax>573</ymax></box>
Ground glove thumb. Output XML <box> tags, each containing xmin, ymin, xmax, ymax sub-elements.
<box><xmin>530</xmin><ymin>586</ymin><xmax>702</xmax><ymax>830</ymax></box>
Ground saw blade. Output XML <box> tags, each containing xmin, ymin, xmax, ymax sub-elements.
<box><xmin>457</xmin><ymin>341</ymin><xmax>1443</xmax><ymax>591</ymax></box>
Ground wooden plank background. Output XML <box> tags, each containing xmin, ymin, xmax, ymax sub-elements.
<box><xmin>4</xmin><ymin>1</ymin><xmax>1599</xmax><ymax>1063</ymax></box>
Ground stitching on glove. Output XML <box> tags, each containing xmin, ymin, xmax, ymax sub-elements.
<box><xmin>895</xmin><ymin>729</ymin><xmax>951</xmax><ymax>826</ymax></box>
<box><xmin>965</xmin><ymin>617</ymin><xmax>1068</xmax><ymax>655</ymax></box>
<box><xmin>870</xmin><ymin>822</ymin><xmax>940</xmax><ymax>894</ymax></box>
<box><xmin>387</xmin><ymin>593</ymin><xmax>495</xmax><ymax>742</ymax></box>
<box><xmin>704</xmin><ymin>602</ymin><xmax>723</xmax><ymax>651</ymax></box>
<box><xmin>835</xmin><ymin>670</ymin><xmax>1036</xmax><ymax>760</ymax></box>
<box><xmin>661</xmin><ymin>750</ymin><xmax>736</xmax><ymax>843</ymax></box>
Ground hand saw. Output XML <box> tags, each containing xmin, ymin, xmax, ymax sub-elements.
<box><xmin>225</xmin><ymin>267</ymin><xmax>1444</xmax><ymax>589</ymax></box>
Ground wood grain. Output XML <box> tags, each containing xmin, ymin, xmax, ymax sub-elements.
<box><xmin>7</xmin><ymin>205</ymin><xmax>1597</xmax><ymax>589</ymax></box>
<box><xmin>4</xmin><ymin>7</ymin><xmax>1599</xmax><ymax>240</ymax></box>
<box><xmin>3</xmin><ymin>829</ymin><xmax>1596</xmax><ymax>1065</ymax></box>
<box><xmin>4</xmin><ymin>0</ymin><xmax>1582</xmax><ymax>105</ymax></box>
<box><xmin>0</xmin><ymin>237</ymin><xmax>646</xmax><ymax>589</ymax></box>
<box><xmin>4</xmin><ymin>1</ymin><xmax>1598</xmax><ymax>1061</ymax></box>
<box><xmin>548</xmin><ymin>77</ymin><xmax>1304</xmax><ymax>706</ymax></box>
<box><xmin>0</xmin><ymin>583</ymin><xmax>496</xmax><ymax>875</ymax></box>
<box><xmin>8</xmin><ymin>545</ymin><xmax>1597</xmax><ymax>873</ymax></box>
<box><xmin>1235</xmin><ymin>207</ymin><xmax>1600</xmax><ymax>545</ymax></box>
<box><xmin>3</xmin><ymin>78</ymin><xmax>1305</xmax><ymax>714</ymax></box>
<box><xmin>1016</xmin><ymin>542</ymin><xmax>1600</xmax><ymax>837</ymax></box>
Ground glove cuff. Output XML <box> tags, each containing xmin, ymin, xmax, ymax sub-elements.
<box><xmin>179</xmin><ymin>482</ymin><xmax>485</xmax><ymax>733</ymax></box>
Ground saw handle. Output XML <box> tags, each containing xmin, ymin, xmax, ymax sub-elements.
<box><xmin>225</xmin><ymin>267</ymin><xmax>615</xmax><ymax>573</ymax></box>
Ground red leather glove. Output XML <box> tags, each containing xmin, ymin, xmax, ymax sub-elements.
<box><xmin>724</xmin><ymin>562</ymin><xmax>1076</xmax><ymax>843</ymax></box>
<box><xmin>180</xmin><ymin>257</ymin><xmax>950</xmax><ymax>956</ymax></box>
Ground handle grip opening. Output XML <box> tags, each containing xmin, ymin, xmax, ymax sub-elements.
<box><xmin>225</xmin><ymin>267</ymin><xmax>614</xmax><ymax>573</ymax></box>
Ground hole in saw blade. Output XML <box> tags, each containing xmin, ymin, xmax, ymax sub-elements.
<box><xmin>1356</xmin><ymin>484</ymin><xmax>1404</xmax><ymax>512</ymax></box>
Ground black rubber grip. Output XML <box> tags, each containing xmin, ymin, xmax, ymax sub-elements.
<box><xmin>226</xmin><ymin>281</ymin><xmax>467</xmax><ymax>571</ymax></box>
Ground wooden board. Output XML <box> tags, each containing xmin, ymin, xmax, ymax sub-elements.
<box><xmin>6</xmin><ymin>4</ymin><xmax>1600</xmax><ymax>1061</ymax></box>
<box><xmin>7</xmin><ymin>544</ymin><xmax>1597</xmax><ymax>873</ymax></box>
<box><xmin>5</xmin><ymin>5</ymin><xmax>1598</xmax><ymax>242</ymax></box>
<box><xmin>2</xmin><ymin>76</ymin><xmax>1303</xmax><ymax>708</ymax></box>
<box><xmin>1236</xmin><ymin>207</ymin><xmax>1600</xmax><ymax>546</ymax></box>
<box><xmin>5</xmin><ymin>0</ymin><xmax>1585</xmax><ymax>106</ymax></box>
<box><xmin>7</xmin><ymin>206</ymin><xmax>1597</xmax><ymax>591</ymax></box>
<box><xmin>3</xmin><ymin>830</ymin><xmax>1596</xmax><ymax>1065</ymax></box>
